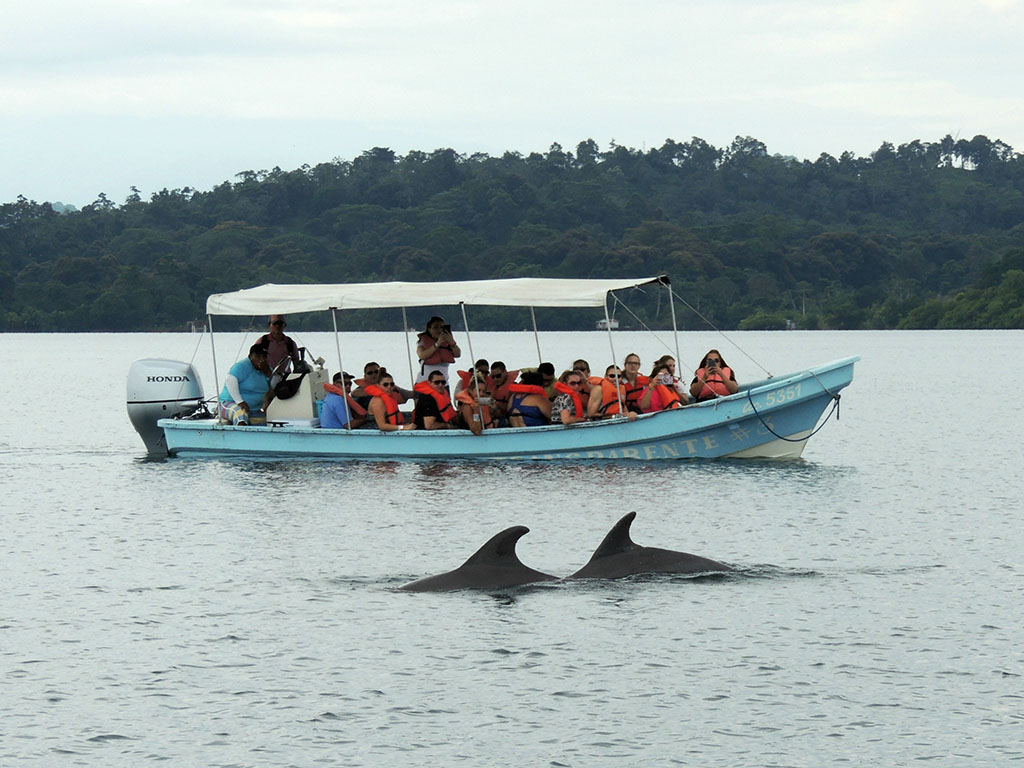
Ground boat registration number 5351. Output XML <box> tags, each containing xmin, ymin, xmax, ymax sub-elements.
<box><xmin>742</xmin><ymin>383</ymin><xmax>801</xmax><ymax>413</ymax></box>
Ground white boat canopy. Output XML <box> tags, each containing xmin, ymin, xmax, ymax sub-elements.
<box><xmin>206</xmin><ymin>276</ymin><xmax>667</xmax><ymax>315</ymax></box>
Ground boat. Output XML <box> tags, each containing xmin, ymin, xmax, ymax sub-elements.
<box><xmin>126</xmin><ymin>276</ymin><xmax>858</xmax><ymax>461</ymax></box>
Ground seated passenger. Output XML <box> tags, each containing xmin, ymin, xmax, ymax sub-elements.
<box><xmin>218</xmin><ymin>343</ymin><xmax>272</xmax><ymax>426</ymax></box>
<box><xmin>507</xmin><ymin>371</ymin><xmax>551</xmax><ymax>427</ymax></box>
<box><xmin>654</xmin><ymin>354</ymin><xmax>690</xmax><ymax>399</ymax></box>
<box><xmin>455</xmin><ymin>358</ymin><xmax>490</xmax><ymax>394</ymax></box>
<box><xmin>366</xmin><ymin>373</ymin><xmax>416</xmax><ymax>432</ymax></box>
<box><xmin>321</xmin><ymin>371</ymin><xmax>368</xmax><ymax>430</ymax></box>
<box><xmin>551</xmin><ymin>370</ymin><xmax>588</xmax><ymax>425</ymax></box>
<box><xmin>638</xmin><ymin>362</ymin><xmax>687</xmax><ymax>413</ymax></box>
<box><xmin>352</xmin><ymin>362</ymin><xmax>412</xmax><ymax>408</ymax></box>
<box><xmin>519</xmin><ymin>362</ymin><xmax>557</xmax><ymax>399</ymax></box>
<box><xmin>587</xmin><ymin>365</ymin><xmax>637</xmax><ymax>422</ymax></box>
<box><xmin>690</xmin><ymin>349</ymin><xmax>738</xmax><ymax>401</ymax></box>
<box><xmin>413</xmin><ymin>372</ymin><xmax>458</xmax><ymax>430</ymax></box>
<box><xmin>486</xmin><ymin>361</ymin><xmax>519</xmax><ymax>425</ymax></box>
<box><xmin>621</xmin><ymin>352</ymin><xmax>648</xmax><ymax>412</ymax></box>
<box><xmin>454</xmin><ymin>372</ymin><xmax>494</xmax><ymax>435</ymax></box>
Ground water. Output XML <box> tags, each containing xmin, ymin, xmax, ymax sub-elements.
<box><xmin>2</xmin><ymin>330</ymin><xmax>1022</xmax><ymax>766</ymax></box>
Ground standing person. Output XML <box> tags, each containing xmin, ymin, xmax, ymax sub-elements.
<box><xmin>321</xmin><ymin>372</ymin><xmax>367</xmax><ymax>430</ymax></box>
<box><xmin>257</xmin><ymin>315</ymin><xmax>301</xmax><ymax>384</ymax></box>
<box><xmin>218</xmin><ymin>343</ymin><xmax>272</xmax><ymax>426</ymax></box>
<box><xmin>551</xmin><ymin>370</ymin><xmax>588</xmax><ymax>425</ymax></box>
<box><xmin>621</xmin><ymin>353</ymin><xmax>648</xmax><ymax>412</ymax></box>
<box><xmin>691</xmin><ymin>350</ymin><xmax>738</xmax><ymax>401</ymax></box>
<box><xmin>416</xmin><ymin>316</ymin><xmax>462</xmax><ymax>384</ymax></box>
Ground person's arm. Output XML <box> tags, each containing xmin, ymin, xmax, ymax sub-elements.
<box><xmin>724</xmin><ymin>369</ymin><xmax>739</xmax><ymax>395</ymax></box>
<box><xmin>638</xmin><ymin>379</ymin><xmax>658</xmax><ymax>412</ymax></box>
<box><xmin>370</xmin><ymin>398</ymin><xmax>413</xmax><ymax>432</ymax></box>
<box><xmin>224</xmin><ymin>373</ymin><xmax>244</xmax><ymax>405</ymax></box>
<box><xmin>587</xmin><ymin>385</ymin><xmax>602</xmax><ymax>419</ymax></box>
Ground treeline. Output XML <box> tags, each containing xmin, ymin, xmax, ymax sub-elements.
<box><xmin>2</xmin><ymin>134</ymin><xmax>1024</xmax><ymax>332</ymax></box>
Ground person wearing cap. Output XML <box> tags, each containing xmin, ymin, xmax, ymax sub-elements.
<box><xmin>321</xmin><ymin>371</ymin><xmax>367</xmax><ymax>430</ymax></box>
<box><xmin>218</xmin><ymin>343</ymin><xmax>273</xmax><ymax>426</ymax></box>
<box><xmin>257</xmin><ymin>315</ymin><xmax>301</xmax><ymax>383</ymax></box>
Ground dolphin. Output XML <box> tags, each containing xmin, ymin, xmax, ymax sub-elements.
<box><xmin>400</xmin><ymin>526</ymin><xmax>558</xmax><ymax>592</ymax></box>
<box><xmin>569</xmin><ymin>512</ymin><xmax>733</xmax><ymax>580</ymax></box>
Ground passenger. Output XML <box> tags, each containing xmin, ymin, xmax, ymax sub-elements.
<box><xmin>486</xmin><ymin>361</ymin><xmax>519</xmax><ymax>425</ymax></box>
<box><xmin>352</xmin><ymin>362</ymin><xmax>412</xmax><ymax>408</ymax></box>
<box><xmin>621</xmin><ymin>353</ymin><xmax>648</xmax><ymax>412</ymax></box>
<box><xmin>257</xmin><ymin>315</ymin><xmax>301</xmax><ymax>385</ymax></box>
<box><xmin>551</xmin><ymin>370</ymin><xmax>588</xmax><ymax>425</ymax></box>
<box><xmin>365</xmin><ymin>373</ymin><xmax>416</xmax><ymax>431</ymax></box>
<box><xmin>455</xmin><ymin>358</ymin><xmax>490</xmax><ymax>394</ymax></box>
<box><xmin>416</xmin><ymin>316</ymin><xmax>462</xmax><ymax>384</ymax></box>
<box><xmin>519</xmin><ymin>363</ymin><xmax>557</xmax><ymax>399</ymax></box>
<box><xmin>573</xmin><ymin>359</ymin><xmax>603</xmax><ymax>389</ymax></box>
<box><xmin>413</xmin><ymin>371</ymin><xmax>458</xmax><ymax>430</ymax></box>
<box><xmin>454</xmin><ymin>372</ymin><xmax>494</xmax><ymax>436</ymax></box>
<box><xmin>691</xmin><ymin>349</ymin><xmax>739</xmax><ymax>401</ymax></box>
<box><xmin>507</xmin><ymin>371</ymin><xmax>552</xmax><ymax>427</ymax></box>
<box><xmin>321</xmin><ymin>372</ymin><xmax>368</xmax><ymax>430</ymax></box>
<box><xmin>654</xmin><ymin>354</ymin><xmax>690</xmax><ymax>399</ymax></box>
<box><xmin>587</xmin><ymin>365</ymin><xmax>637</xmax><ymax>422</ymax></box>
<box><xmin>638</xmin><ymin>362</ymin><xmax>687</xmax><ymax>413</ymax></box>
<box><xmin>218</xmin><ymin>343</ymin><xmax>272</xmax><ymax>426</ymax></box>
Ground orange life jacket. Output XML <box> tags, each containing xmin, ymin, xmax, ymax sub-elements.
<box><xmin>454</xmin><ymin>390</ymin><xmax>493</xmax><ymax>429</ymax></box>
<box><xmin>595</xmin><ymin>379</ymin><xmax>627</xmax><ymax>416</ymax></box>
<box><xmin>486</xmin><ymin>370</ymin><xmax>520</xmax><ymax>407</ymax></box>
<box><xmin>507</xmin><ymin>383</ymin><xmax>547</xmax><ymax>397</ymax></box>
<box><xmin>417</xmin><ymin>332</ymin><xmax>456</xmax><ymax>365</ymax></box>
<box><xmin>623</xmin><ymin>374</ymin><xmax>649</xmax><ymax>406</ymax></box>
<box><xmin>649</xmin><ymin>383</ymin><xmax>683</xmax><ymax>411</ymax></box>
<box><xmin>322</xmin><ymin>382</ymin><xmax>367</xmax><ymax>416</ymax></box>
<box><xmin>364</xmin><ymin>384</ymin><xmax>401</xmax><ymax>425</ymax></box>
<box><xmin>413</xmin><ymin>381</ymin><xmax>457</xmax><ymax>423</ymax></box>
<box><xmin>695</xmin><ymin>366</ymin><xmax>734</xmax><ymax>401</ymax></box>
<box><xmin>553</xmin><ymin>381</ymin><xmax>584</xmax><ymax>419</ymax></box>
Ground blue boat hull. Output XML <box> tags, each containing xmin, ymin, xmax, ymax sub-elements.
<box><xmin>159</xmin><ymin>356</ymin><xmax>858</xmax><ymax>461</ymax></box>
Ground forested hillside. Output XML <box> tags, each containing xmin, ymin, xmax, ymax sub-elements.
<box><xmin>3</xmin><ymin>134</ymin><xmax>1023</xmax><ymax>331</ymax></box>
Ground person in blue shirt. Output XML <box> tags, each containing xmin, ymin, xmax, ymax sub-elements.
<box><xmin>321</xmin><ymin>371</ymin><xmax>367</xmax><ymax>430</ymax></box>
<box><xmin>219</xmin><ymin>343</ymin><xmax>272</xmax><ymax>425</ymax></box>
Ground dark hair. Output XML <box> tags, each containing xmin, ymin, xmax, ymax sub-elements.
<box><xmin>559</xmin><ymin>369</ymin><xmax>579</xmax><ymax>384</ymax></box>
<box><xmin>572</xmin><ymin>359</ymin><xmax>590</xmax><ymax>371</ymax></box>
<box><xmin>249</xmin><ymin>342</ymin><xmax>268</xmax><ymax>356</ymax></box>
<box><xmin>520</xmin><ymin>371</ymin><xmax>544</xmax><ymax>387</ymax></box>
<box><xmin>490</xmin><ymin>361</ymin><xmax>507</xmax><ymax>372</ymax></box>
<box><xmin>702</xmin><ymin>349</ymin><xmax>729</xmax><ymax>369</ymax></box>
<box><xmin>424</xmin><ymin>316</ymin><xmax>445</xmax><ymax>332</ymax></box>
<box><xmin>538</xmin><ymin>362</ymin><xmax>555</xmax><ymax>377</ymax></box>
<box><xmin>649</xmin><ymin>363</ymin><xmax>671</xmax><ymax>378</ymax></box>
<box><xmin>474</xmin><ymin>358</ymin><xmax>489</xmax><ymax>370</ymax></box>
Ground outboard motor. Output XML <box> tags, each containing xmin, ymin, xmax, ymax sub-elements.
<box><xmin>127</xmin><ymin>358</ymin><xmax>205</xmax><ymax>455</ymax></box>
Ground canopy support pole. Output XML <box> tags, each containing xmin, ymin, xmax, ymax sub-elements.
<box><xmin>666</xmin><ymin>278</ymin><xmax>682</xmax><ymax>374</ymax></box>
<box><xmin>401</xmin><ymin>306</ymin><xmax>416</xmax><ymax>386</ymax></box>
<box><xmin>459</xmin><ymin>302</ymin><xmax>485</xmax><ymax>427</ymax></box>
<box><xmin>331</xmin><ymin>308</ymin><xmax>351</xmax><ymax>426</ymax></box>
<box><xmin>603</xmin><ymin>295</ymin><xmax>625</xmax><ymax>416</ymax></box>
<box><xmin>529</xmin><ymin>306</ymin><xmax>542</xmax><ymax>364</ymax></box>
<box><xmin>208</xmin><ymin>314</ymin><xmax>220</xmax><ymax>406</ymax></box>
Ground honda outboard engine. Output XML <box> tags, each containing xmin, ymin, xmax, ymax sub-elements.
<box><xmin>127</xmin><ymin>358</ymin><xmax>205</xmax><ymax>455</ymax></box>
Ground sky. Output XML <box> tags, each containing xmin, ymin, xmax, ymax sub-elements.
<box><xmin>3</xmin><ymin>0</ymin><xmax>1023</xmax><ymax>208</ymax></box>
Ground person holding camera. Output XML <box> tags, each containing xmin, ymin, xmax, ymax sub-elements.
<box><xmin>416</xmin><ymin>316</ymin><xmax>462</xmax><ymax>385</ymax></box>
<box><xmin>690</xmin><ymin>349</ymin><xmax>738</xmax><ymax>402</ymax></box>
<box><xmin>639</xmin><ymin>362</ymin><xmax>688</xmax><ymax>412</ymax></box>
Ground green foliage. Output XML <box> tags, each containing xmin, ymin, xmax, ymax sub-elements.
<box><xmin>3</xmin><ymin>134</ymin><xmax>1024</xmax><ymax>331</ymax></box>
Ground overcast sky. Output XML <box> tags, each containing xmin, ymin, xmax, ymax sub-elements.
<box><xmin>3</xmin><ymin>0</ymin><xmax>1022</xmax><ymax>207</ymax></box>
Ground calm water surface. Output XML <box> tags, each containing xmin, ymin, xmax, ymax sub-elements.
<box><xmin>1</xmin><ymin>330</ymin><xmax>1022</xmax><ymax>767</ymax></box>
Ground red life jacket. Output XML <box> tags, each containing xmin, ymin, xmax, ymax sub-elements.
<box><xmin>553</xmin><ymin>381</ymin><xmax>584</xmax><ymax>419</ymax></box>
<box><xmin>322</xmin><ymin>382</ymin><xmax>367</xmax><ymax>416</ymax></box>
<box><xmin>454</xmin><ymin>390</ymin><xmax>493</xmax><ymax>429</ymax></box>
<box><xmin>417</xmin><ymin>332</ymin><xmax>456</xmax><ymax>365</ymax></box>
<box><xmin>364</xmin><ymin>384</ymin><xmax>401</xmax><ymax>425</ymax></box>
<box><xmin>486</xmin><ymin>370</ymin><xmax>520</xmax><ymax>407</ymax></box>
<box><xmin>413</xmin><ymin>381</ymin><xmax>457</xmax><ymax>423</ymax></box>
<box><xmin>695</xmin><ymin>366</ymin><xmax>734</xmax><ymax>401</ymax></box>
<box><xmin>507</xmin><ymin>383</ymin><xmax>547</xmax><ymax>397</ymax></box>
<box><xmin>595</xmin><ymin>379</ymin><xmax>627</xmax><ymax>416</ymax></box>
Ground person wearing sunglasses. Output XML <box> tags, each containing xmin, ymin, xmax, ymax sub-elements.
<box><xmin>413</xmin><ymin>372</ymin><xmax>458</xmax><ymax>430</ymax></box>
<box><xmin>691</xmin><ymin>349</ymin><xmax>738</xmax><ymax>402</ymax></box>
<box><xmin>551</xmin><ymin>370</ymin><xmax>588</xmax><ymax>425</ymax></box>
<box><xmin>587</xmin><ymin>365</ymin><xmax>637</xmax><ymax>421</ymax></box>
<box><xmin>366</xmin><ymin>373</ymin><xmax>416</xmax><ymax>431</ymax></box>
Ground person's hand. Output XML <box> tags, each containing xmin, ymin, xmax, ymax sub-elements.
<box><xmin>239</xmin><ymin>402</ymin><xmax>250</xmax><ymax>413</ymax></box>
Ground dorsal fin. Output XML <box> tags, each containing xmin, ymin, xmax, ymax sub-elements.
<box><xmin>463</xmin><ymin>525</ymin><xmax>530</xmax><ymax>566</ymax></box>
<box><xmin>589</xmin><ymin>512</ymin><xmax>638</xmax><ymax>560</ymax></box>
